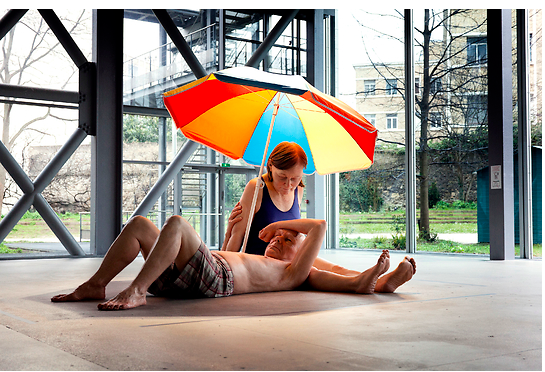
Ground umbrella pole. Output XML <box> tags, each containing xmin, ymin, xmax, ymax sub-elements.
<box><xmin>240</xmin><ymin>93</ymin><xmax>281</xmax><ymax>253</ymax></box>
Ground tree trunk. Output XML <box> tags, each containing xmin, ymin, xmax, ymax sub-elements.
<box><xmin>0</xmin><ymin>103</ymin><xmax>13</xmax><ymax>214</ymax></box>
<box><xmin>418</xmin><ymin>9</ymin><xmax>431</xmax><ymax>235</ymax></box>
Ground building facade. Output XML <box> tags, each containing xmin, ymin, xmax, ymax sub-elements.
<box><xmin>354</xmin><ymin>9</ymin><xmax>541</xmax><ymax>145</ymax></box>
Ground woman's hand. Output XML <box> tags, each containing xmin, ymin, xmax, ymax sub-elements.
<box><xmin>221</xmin><ymin>202</ymin><xmax>243</xmax><ymax>250</ymax></box>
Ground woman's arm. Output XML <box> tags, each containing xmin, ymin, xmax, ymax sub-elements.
<box><xmin>221</xmin><ymin>202</ymin><xmax>243</xmax><ymax>251</ymax></box>
<box><xmin>222</xmin><ymin>178</ymin><xmax>262</xmax><ymax>252</ymax></box>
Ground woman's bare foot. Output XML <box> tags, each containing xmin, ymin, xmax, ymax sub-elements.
<box><xmin>97</xmin><ymin>285</ymin><xmax>147</xmax><ymax>311</ymax></box>
<box><xmin>51</xmin><ymin>281</ymin><xmax>106</xmax><ymax>302</ymax></box>
<box><xmin>355</xmin><ymin>250</ymin><xmax>390</xmax><ymax>294</ymax></box>
<box><xmin>374</xmin><ymin>256</ymin><xmax>416</xmax><ymax>293</ymax></box>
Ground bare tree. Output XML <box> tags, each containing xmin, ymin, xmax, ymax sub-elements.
<box><xmin>354</xmin><ymin>9</ymin><xmax>489</xmax><ymax>237</ymax></box>
<box><xmin>1</xmin><ymin>10</ymin><xmax>88</xmax><ymax>213</ymax></box>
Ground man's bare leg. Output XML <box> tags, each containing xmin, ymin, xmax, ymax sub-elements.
<box><xmin>97</xmin><ymin>216</ymin><xmax>202</xmax><ymax>310</ymax></box>
<box><xmin>51</xmin><ymin>216</ymin><xmax>160</xmax><ymax>302</ymax></box>
<box><xmin>307</xmin><ymin>250</ymin><xmax>390</xmax><ymax>294</ymax></box>
<box><xmin>374</xmin><ymin>257</ymin><xmax>416</xmax><ymax>293</ymax></box>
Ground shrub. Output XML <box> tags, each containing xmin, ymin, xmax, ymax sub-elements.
<box><xmin>428</xmin><ymin>181</ymin><xmax>441</xmax><ymax>208</ymax></box>
<box><xmin>339</xmin><ymin>236</ymin><xmax>358</xmax><ymax>248</ymax></box>
<box><xmin>434</xmin><ymin>200</ymin><xmax>477</xmax><ymax>210</ymax></box>
<box><xmin>391</xmin><ymin>233</ymin><xmax>406</xmax><ymax>250</ymax></box>
<box><xmin>419</xmin><ymin>228</ymin><xmax>438</xmax><ymax>242</ymax></box>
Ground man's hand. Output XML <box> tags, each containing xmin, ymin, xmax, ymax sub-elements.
<box><xmin>258</xmin><ymin>223</ymin><xmax>277</xmax><ymax>242</ymax></box>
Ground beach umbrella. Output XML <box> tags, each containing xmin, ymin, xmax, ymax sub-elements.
<box><xmin>163</xmin><ymin>66</ymin><xmax>378</xmax><ymax>252</ymax></box>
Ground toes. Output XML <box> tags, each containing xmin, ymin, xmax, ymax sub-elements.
<box><xmin>410</xmin><ymin>258</ymin><xmax>416</xmax><ymax>273</ymax></box>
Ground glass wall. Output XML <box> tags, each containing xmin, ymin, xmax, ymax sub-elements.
<box><xmin>1</xmin><ymin>9</ymin><xmax>92</xmax><ymax>247</ymax></box>
<box><xmin>337</xmin><ymin>9</ymin><xmax>406</xmax><ymax>250</ymax></box>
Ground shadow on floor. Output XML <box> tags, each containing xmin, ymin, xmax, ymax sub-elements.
<box><xmin>33</xmin><ymin>280</ymin><xmax>413</xmax><ymax>319</ymax></box>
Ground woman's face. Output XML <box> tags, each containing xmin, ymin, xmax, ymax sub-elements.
<box><xmin>269</xmin><ymin>162</ymin><xmax>305</xmax><ymax>196</ymax></box>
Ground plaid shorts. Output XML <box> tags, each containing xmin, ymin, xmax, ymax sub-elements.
<box><xmin>147</xmin><ymin>242</ymin><xmax>234</xmax><ymax>298</ymax></box>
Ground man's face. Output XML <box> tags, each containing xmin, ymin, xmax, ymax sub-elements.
<box><xmin>264</xmin><ymin>228</ymin><xmax>301</xmax><ymax>262</ymax></box>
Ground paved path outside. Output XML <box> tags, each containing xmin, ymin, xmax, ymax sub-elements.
<box><xmin>343</xmin><ymin>233</ymin><xmax>478</xmax><ymax>244</ymax></box>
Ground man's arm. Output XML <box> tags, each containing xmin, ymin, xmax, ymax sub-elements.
<box><xmin>260</xmin><ymin>218</ymin><xmax>327</xmax><ymax>287</ymax></box>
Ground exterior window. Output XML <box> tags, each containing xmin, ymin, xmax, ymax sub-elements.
<box><xmin>415</xmin><ymin>77</ymin><xmax>420</xmax><ymax>94</ymax></box>
<box><xmin>430</xmin><ymin>78</ymin><xmax>442</xmax><ymax>93</ymax></box>
<box><xmin>429</xmin><ymin>112</ymin><xmax>442</xmax><ymax>128</ymax></box>
<box><xmin>467</xmin><ymin>36</ymin><xmax>487</xmax><ymax>65</ymax></box>
<box><xmin>385</xmin><ymin>79</ymin><xmax>397</xmax><ymax>95</ymax></box>
<box><xmin>364</xmin><ymin>80</ymin><xmax>375</xmax><ymax>95</ymax></box>
<box><xmin>467</xmin><ymin>94</ymin><xmax>488</xmax><ymax>125</ymax></box>
<box><xmin>386</xmin><ymin>114</ymin><xmax>397</xmax><ymax>129</ymax></box>
<box><xmin>366</xmin><ymin>114</ymin><xmax>376</xmax><ymax>126</ymax></box>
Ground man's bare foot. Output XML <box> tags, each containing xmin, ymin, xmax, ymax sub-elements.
<box><xmin>51</xmin><ymin>281</ymin><xmax>106</xmax><ymax>302</ymax></box>
<box><xmin>374</xmin><ymin>256</ymin><xmax>416</xmax><ymax>293</ymax></box>
<box><xmin>355</xmin><ymin>250</ymin><xmax>390</xmax><ymax>294</ymax></box>
<box><xmin>97</xmin><ymin>285</ymin><xmax>147</xmax><ymax>311</ymax></box>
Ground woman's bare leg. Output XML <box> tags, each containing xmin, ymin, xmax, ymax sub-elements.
<box><xmin>51</xmin><ymin>216</ymin><xmax>160</xmax><ymax>302</ymax></box>
<box><xmin>307</xmin><ymin>250</ymin><xmax>390</xmax><ymax>294</ymax></box>
<box><xmin>97</xmin><ymin>216</ymin><xmax>202</xmax><ymax>310</ymax></box>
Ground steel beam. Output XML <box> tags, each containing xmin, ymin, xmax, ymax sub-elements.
<box><xmin>152</xmin><ymin>9</ymin><xmax>207</xmax><ymax>79</ymax></box>
<box><xmin>245</xmin><ymin>9</ymin><xmax>299</xmax><ymax>68</ymax></box>
<box><xmin>487</xmin><ymin>9</ymin><xmax>515</xmax><ymax>260</ymax></box>
<box><xmin>516</xmin><ymin>9</ymin><xmax>533</xmax><ymax>259</ymax></box>
<box><xmin>129</xmin><ymin>10</ymin><xmax>209</xmax><ymax>223</ymax></box>
<box><xmin>38</xmin><ymin>9</ymin><xmax>88</xmax><ymax>68</ymax></box>
<box><xmin>0</xmin><ymin>140</ymin><xmax>34</xmax><ymax>194</ymax></box>
<box><xmin>0</xmin><ymin>128</ymin><xmax>87</xmax><ymax>256</ymax></box>
<box><xmin>33</xmin><ymin>195</ymin><xmax>84</xmax><ymax>256</ymax></box>
<box><xmin>0</xmin><ymin>9</ymin><xmax>27</xmax><ymax>41</ymax></box>
<box><xmin>404</xmin><ymin>9</ymin><xmax>417</xmax><ymax>254</ymax></box>
<box><xmin>0</xmin><ymin>83</ymin><xmax>79</xmax><ymax>103</ymax></box>
<box><xmin>131</xmin><ymin>140</ymin><xmax>200</xmax><ymax>219</ymax></box>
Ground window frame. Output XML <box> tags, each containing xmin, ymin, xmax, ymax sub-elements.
<box><xmin>385</xmin><ymin>79</ymin><xmax>397</xmax><ymax>95</ymax></box>
<box><xmin>467</xmin><ymin>36</ymin><xmax>488</xmax><ymax>65</ymax></box>
<box><xmin>386</xmin><ymin>113</ymin><xmax>398</xmax><ymax>129</ymax></box>
<box><xmin>363</xmin><ymin>79</ymin><xmax>376</xmax><ymax>96</ymax></box>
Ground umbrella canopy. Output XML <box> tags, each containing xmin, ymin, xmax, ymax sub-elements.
<box><xmin>163</xmin><ymin>66</ymin><xmax>378</xmax><ymax>175</ymax></box>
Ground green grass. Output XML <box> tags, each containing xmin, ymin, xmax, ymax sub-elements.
<box><xmin>340</xmin><ymin>209</ymin><xmax>478</xmax><ymax>235</ymax></box>
<box><xmin>339</xmin><ymin>236</ymin><xmax>542</xmax><ymax>257</ymax></box>
<box><xmin>340</xmin><ymin>222</ymin><xmax>477</xmax><ymax>235</ymax></box>
<box><xmin>0</xmin><ymin>242</ymin><xmax>23</xmax><ymax>254</ymax></box>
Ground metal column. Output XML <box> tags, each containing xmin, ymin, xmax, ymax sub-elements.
<box><xmin>325</xmin><ymin>12</ymin><xmax>339</xmax><ymax>250</ymax></box>
<box><xmin>91</xmin><ymin>9</ymin><xmax>124</xmax><ymax>256</ymax></box>
<box><xmin>487</xmin><ymin>9</ymin><xmax>515</xmax><ymax>260</ymax></box>
<box><xmin>306</xmin><ymin>10</ymin><xmax>327</xmax><ymax>250</ymax></box>
<box><xmin>516</xmin><ymin>9</ymin><xmax>533</xmax><ymax>259</ymax></box>
<box><xmin>157</xmin><ymin>27</ymin><xmax>168</xmax><ymax>228</ymax></box>
<box><xmin>404</xmin><ymin>9</ymin><xmax>417</xmax><ymax>254</ymax></box>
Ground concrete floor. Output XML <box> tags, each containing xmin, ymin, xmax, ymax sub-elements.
<box><xmin>0</xmin><ymin>249</ymin><xmax>541</xmax><ymax>370</ymax></box>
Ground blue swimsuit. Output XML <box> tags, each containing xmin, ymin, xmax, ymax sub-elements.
<box><xmin>244</xmin><ymin>178</ymin><xmax>301</xmax><ymax>256</ymax></box>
